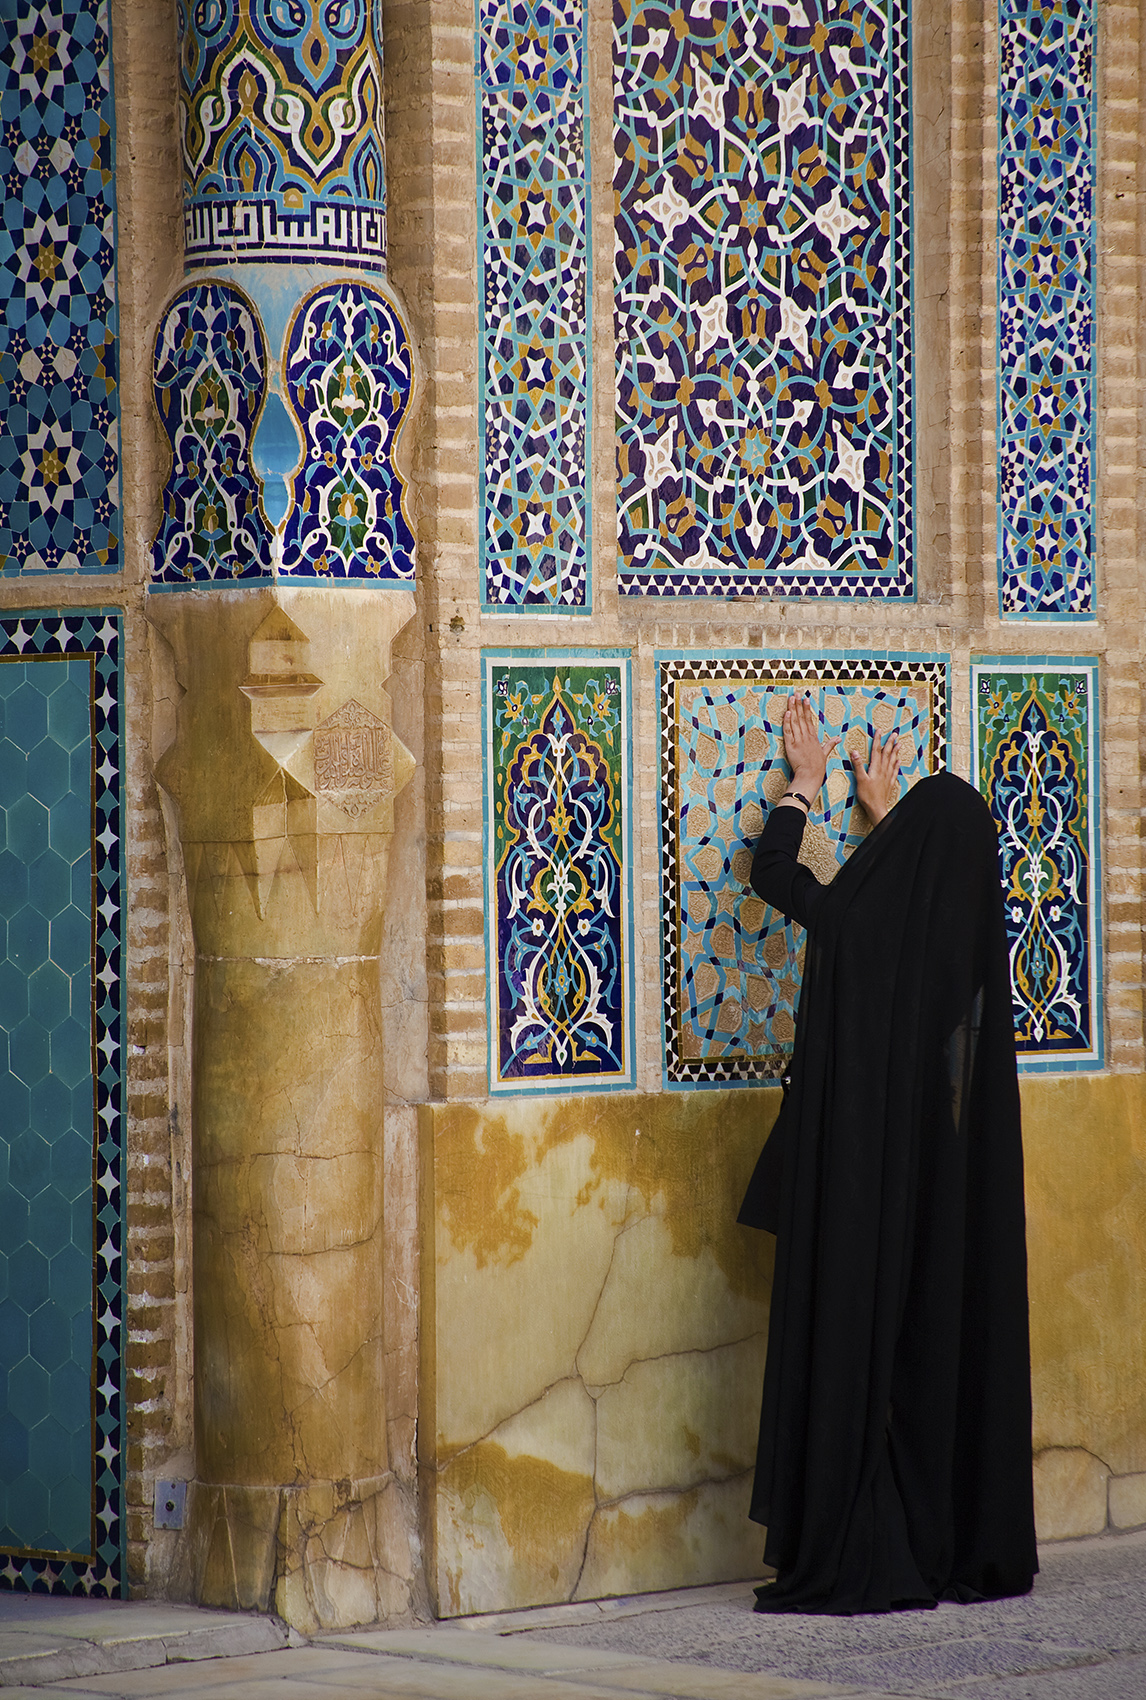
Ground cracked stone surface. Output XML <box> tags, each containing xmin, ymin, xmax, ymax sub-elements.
<box><xmin>425</xmin><ymin>1092</ymin><xmax>779</xmax><ymax>1617</ymax></box>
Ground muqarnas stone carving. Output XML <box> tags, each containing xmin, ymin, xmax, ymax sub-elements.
<box><xmin>614</xmin><ymin>0</ymin><xmax>912</xmax><ymax>598</ymax></box>
<box><xmin>483</xmin><ymin>654</ymin><xmax>633</xmax><ymax>1091</ymax></box>
<box><xmin>0</xmin><ymin>0</ymin><xmax>120</xmax><ymax>575</ymax></box>
<box><xmin>180</xmin><ymin>0</ymin><xmax>387</xmax><ymax>268</ymax></box>
<box><xmin>973</xmin><ymin>658</ymin><xmax>1101</xmax><ymax>1068</ymax></box>
<box><xmin>659</xmin><ymin>652</ymin><xmax>948</xmax><ymax>1086</ymax></box>
<box><xmin>152</xmin><ymin>281</ymin><xmax>273</xmax><ymax>584</ymax></box>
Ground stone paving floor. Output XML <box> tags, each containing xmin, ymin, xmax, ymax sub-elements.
<box><xmin>0</xmin><ymin>1530</ymin><xmax>1143</xmax><ymax>1697</ymax></box>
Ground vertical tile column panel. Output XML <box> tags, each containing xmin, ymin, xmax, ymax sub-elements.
<box><xmin>478</xmin><ymin>1</ymin><xmax>590</xmax><ymax>610</ymax></box>
<box><xmin>0</xmin><ymin>612</ymin><xmax>124</xmax><ymax>1596</ymax></box>
<box><xmin>997</xmin><ymin>0</ymin><xmax>1096</xmax><ymax>617</ymax></box>
<box><xmin>0</xmin><ymin>3</ymin><xmax>120</xmax><ymax>576</ymax></box>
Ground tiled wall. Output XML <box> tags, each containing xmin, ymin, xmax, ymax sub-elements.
<box><xmin>0</xmin><ymin>613</ymin><xmax>124</xmax><ymax>1594</ymax></box>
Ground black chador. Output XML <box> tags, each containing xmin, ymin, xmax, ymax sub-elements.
<box><xmin>740</xmin><ymin>772</ymin><xmax>1038</xmax><ymax>1614</ymax></box>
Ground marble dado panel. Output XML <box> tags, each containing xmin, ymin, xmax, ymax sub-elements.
<box><xmin>483</xmin><ymin>653</ymin><xmax>633</xmax><ymax>1093</ymax></box>
<box><xmin>478</xmin><ymin>1</ymin><xmax>589</xmax><ymax>610</ymax></box>
<box><xmin>0</xmin><ymin>1</ymin><xmax>120</xmax><ymax>576</ymax></box>
<box><xmin>0</xmin><ymin>612</ymin><xmax>124</xmax><ymax>1598</ymax></box>
<box><xmin>972</xmin><ymin>658</ymin><xmax>1102</xmax><ymax>1071</ymax></box>
<box><xmin>659</xmin><ymin>651</ymin><xmax>948</xmax><ymax>1087</ymax></box>
<box><xmin>420</xmin><ymin>1091</ymin><xmax>780</xmax><ymax>1616</ymax></box>
<box><xmin>150</xmin><ymin>278</ymin><xmax>415</xmax><ymax>586</ymax></box>
<box><xmin>614</xmin><ymin>0</ymin><xmax>912</xmax><ymax>599</ymax></box>
<box><xmin>180</xmin><ymin>0</ymin><xmax>387</xmax><ymax>269</ymax></box>
<box><xmin>997</xmin><ymin>0</ymin><xmax>1094</xmax><ymax>618</ymax></box>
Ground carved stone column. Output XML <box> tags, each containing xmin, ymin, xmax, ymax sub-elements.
<box><xmin>148</xmin><ymin>3</ymin><xmax>420</xmax><ymax>1631</ymax></box>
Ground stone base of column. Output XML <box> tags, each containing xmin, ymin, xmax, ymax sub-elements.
<box><xmin>176</xmin><ymin>1474</ymin><xmax>419</xmax><ymax>1630</ymax></box>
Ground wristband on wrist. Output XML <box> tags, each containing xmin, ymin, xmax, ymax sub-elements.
<box><xmin>782</xmin><ymin>790</ymin><xmax>812</xmax><ymax>810</ymax></box>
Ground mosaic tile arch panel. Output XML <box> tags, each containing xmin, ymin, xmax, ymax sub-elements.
<box><xmin>972</xmin><ymin>657</ymin><xmax>1102</xmax><ymax>1071</ymax></box>
<box><xmin>0</xmin><ymin>0</ymin><xmax>121</xmax><ymax>576</ymax></box>
<box><xmin>614</xmin><ymin>0</ymin><xmax>913</xmax><ymax>600</ymax></box>
<box><xmin>180</xmin><ymin>0</ymin><xmax>388</xmax><ymax>268</ymax></box>
<box><xmin>658</xmin><ymin>651</ymin><xmax>948</xmax><ymax>1088</ymax></box>
<box><xmin>0</xmin><ymin>611</ymin><xmax>125</xmax><ymax>1597</ymax></box>
<box><xmin>997</xmin><ymin>0</ymin><xmax>1095</xmax><ymax>619</ymax></box>
<box><xmin>483</xmin><ymin>652</ymin><xmax>634</xmax><ymax>1094</ymax></box>
<box><xmin>478</xmin><ymin>0</ymin><xmax>590</xmax><ymax>611</ymax></box>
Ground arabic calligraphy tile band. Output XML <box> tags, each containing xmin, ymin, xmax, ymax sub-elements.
<box><xmin>614</xmin><ymin>1</ymin><xmax>913</xmax><ymax>599</ymax></box>
<box><xmin>972</xmin><ymin>657</ymin><xmax>1101</xmax><ymax>1068</ymax></box>
<box><xmin>180</xmin><ymin>0</ymin><xmax>387</xmax><ymax>269</ymax></box>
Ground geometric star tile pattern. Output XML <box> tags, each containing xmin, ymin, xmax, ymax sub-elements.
<box><xmin>659</xmin><ymin>651</ymin><xmax>948</xmax><ymax>1086</ymax></box>
<box><xmin>615</xmin><ymin>1</ymin><xmax>913</xmax><ymax>599</ymax></box>
<box><xmin>0</xmin><ymin>612</ymin><xmax>124</xmax><ymax>1598</ymax></box>
<box><xmin>0</xmin><ymin>2</ymin><xmax>120</xmax><ymax>576</ymax></box>
<box><xmin>998</xmin><ymin>0</ymin><xmax>1095</xmax><ymax>618</ymax></box>
<box><xmin>479</xmin><ymin>2</ymin><xmax>590</xmax><ymax>610</ymax></box>
<box><xmin>972</xmin><ymin>657</ymin><xmax>1102</xmax><ymax>1070</ymax></box>
<box><xmin>483</xmin><ymin>652</ymin><xmax>634</xmax><ymax>1091</ymax></box>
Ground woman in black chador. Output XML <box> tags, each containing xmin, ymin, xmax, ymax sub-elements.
<box><xmin>739</xmin><ymin>693</ymin><xmax>1037</xmax><ymax>1616</ymax></box>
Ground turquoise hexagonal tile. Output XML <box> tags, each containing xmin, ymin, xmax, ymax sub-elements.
<box><xmin>28</xmin><ymin>1189</ymin><xmax>71</xmax><ymax>1260</ymax></box>
<box><xmin>48</xmin><ymin>1245</ymin><xmax>89</xmax><ymax>1317</ymax></box>
<box><xmin>9</xmin><ymin>1015</ymin><xmax>50</xmax><ymax>1087</ymax></box>
<box><xmin>6</xmin><ymin>794</ymin><xmax>49</xmax><ymax>863</ymax></box>
<box><xmin>7</xmin><ymin>1356</ymin><xmax>50</xmax><ymax>1426</ymax></box>
<box><xmin>0</xmin><ymin>739</ymin><xmax>27</xmax><ymax>809</ymax></box>
<box><xmin>28</xmin><ymin>851</ymin><xmax>71</xmax><ymax>919</ymax></box>
<box><xmin>6</xmin><ymin>1471</ymin><xmax>50</xmax><ymax>1547</ymax></box>
<box><xmin>4</xmin><ymin>683</ymin><xmax>49</xmax><ymax>754</ymax></box>
<box><xmin>7</xmin><ymin>1128</ymin><xmax>49</xmax><ymax>1201</ymax></box>
<box><xmin>28</xmin><ymin>1305</ymin><xmax>70</xmax><ymax>1374</ymax></box>
<box><xmin>0</xmin><ymin>847</ymin><xmax>29</xmax><ymax>917</ymax></box>
<box><xmin>0</xmin><ymin>665</ymin><xmax>23</xmax><ymax>699</ymax></box>
<box><xmin>0</xmin><ymin>1069</ymin><xmax>31</xmax><ymax>1131</ymax></box>
<box><xmin>28</xmin><ymin>1415</ymin><xmax>72</xmax><ymax>1489</ymax></box>
<box><xmin>47</xmin><ymin>679</ymin><xmax>92</xmax><ymax>753</ymax></box>
<box><xmin>70</xmin><ymin>1195</ymin><xmax>94</xmax><ymax>1258</ymax></box>
<box><xmin>0</xmin><ymin>1407</ymin><xmax>28</xmax><ymax>1479</ymax></box>
<box><xmin>51</xmin><ymin>1129</ymin><xmax>91</xmax><ymax>1200</ymax></box>
<box><xmin>51</xmin><ymin>1017</ymin><xmax>91</xmax><ymax>1089</ymax></box>
<box><xmin>8</xmin><ymin>1245</ymin><xmax>49</xmax><ymax>1315</ymax></box>
<box><xmin>49</xmin><ymin>907</ymin><xmax>90</xmax><ymax>975</ymax></box>
<box><xmin>69</xmin><ymin>851</ymin><xmax>92</xmax><ymax>907</ymax></box>
<box><xmin>0</xmin><ymin>1299</ymin><xmax>29</xmax><ymax>1368</ymax></box>
<box><xmin>28</xmin><ymin>960</ymin><xmax>71</xmax><ymax>1029</ymax></box>
<box><xmin>26</xmin><ymin>739</ymin><xmax>71</xmax><ymax>809</ymax></box>
<box><xmin>50</xmin><ymin>790</ymin><xmax>90</xmax><ymax>864</ymax></box>
<box><xmin>50</xmin><ymin>1476</ymin><xmax>91</xmax><ymax>1550</ymax></box>
<box><xmin>0</xmin><ymin>1187</ymin><xmax>29</xmax><ymax>1248</ymax></box>
<box><xmin>33</xmin><ymin>1075</ymin><xmax>74</xmax><ymax>1143</ymax></box>
<box><xmin>8</xmin><ymin>905</ymin><xmax>48</xmax><ymax>973</ymax></box>
<box><xmin>49</xmin><ymin>1360</ymin><xmax>89</xmax><ymax>1433</ymax></box>
<box><xmin>0</xmin><ymin>1249</ymin><xmax>6</xmax><ymax>1304</ymax></box>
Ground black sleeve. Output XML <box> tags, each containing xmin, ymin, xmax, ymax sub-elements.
<box><xmin>749</xmin><ymin>803</ymin><xmax>826</xmax><ymax>931</ymax></box>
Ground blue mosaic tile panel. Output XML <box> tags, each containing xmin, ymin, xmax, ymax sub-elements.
<box><xmin>615</xmin><ymin>2</ymin><xmax>913</xmax><ymax>600</ymax></box>
<box><xmin>180</xmin><ymin>0</ymin><xmax>387</xmax><ymax>269</ymax></box>
<box><xmin>151</xmin><ymin>281</ymin><xmax>274</xmax><ymax>586</ymax></box>
<box><xmin>280</xmin><ymin>281</ymin><xmax>415</xmax><ymax>582</ymax></box>
<box><xmin>972</xmin><ymin>658</ymin><xmax>1101</xmax><ymax>1070</ymax></box>
<box><xmin>659</xmin><ymin>652</ymin><xmax>948</xmax><ymax>1087</ymax></box>
<box><xmin>0</xmin><ymin>2</ymin><xmax>120</xmax><ymax>576</ymax></box>
<box><xmin>478</xmin><ymin>2</ymin><xmax>590</xmax><ymax>610</ymax></box>
<box><xmin>483</xmin><ymin>652</ymin><xmax>634</xmax><ymax>1092</ymax></box>
<box><xmin>997</xmin><ymin>0</ymin><xmax>1095</xmax><ymax>618</ymax></box>
<box><xmin>0</xmin><ymin>612</ymin><xmax>124</xmax><ymax>1597</ymax></box>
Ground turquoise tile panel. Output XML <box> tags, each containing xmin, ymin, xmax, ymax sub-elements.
<box><xmin>0</xmin><ymin>613</ymin><xmax>123</xmax><ymax>1598</ymax></box>
<box><xmin>658</xmin><ymin>651</ymin><xmax>949</xmax><ymax>1087</ymax></box>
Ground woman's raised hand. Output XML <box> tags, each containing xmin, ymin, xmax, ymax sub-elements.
<box><xmin>781</xmin><ymin>693</ymin><xmax>839</xmax><ymax>805</ymax></box>
<box><xmin>851</xmin><ymin>731</ymin><xmax>901</xmax><ymax>826</ymax></box>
